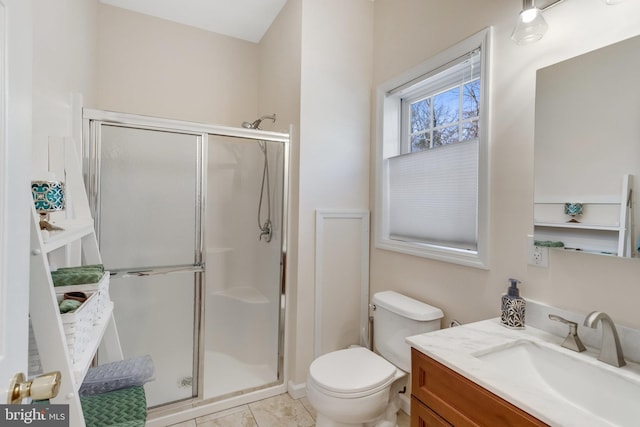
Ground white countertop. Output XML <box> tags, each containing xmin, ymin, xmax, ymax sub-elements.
<box><xmin>407</xmin><ymin>318</ymin><xmax>640</xmax><ymax>427</ymax></box>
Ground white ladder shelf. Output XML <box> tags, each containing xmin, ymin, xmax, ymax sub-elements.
<box><xmin>29</xmin><ymin>138</ymin><xmax>123</xmax><ymax>427</ymax></box>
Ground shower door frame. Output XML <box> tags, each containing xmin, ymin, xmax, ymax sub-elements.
<box><xmin>82</xmin><ymin>108</ymin><xmax>290</xmax><ymax>417</ymax></box>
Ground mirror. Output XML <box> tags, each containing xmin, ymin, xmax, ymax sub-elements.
<box><xmin>534</xmin><ymin>35</ymin><xmax>640</xmax><ymax>258</ymax></box>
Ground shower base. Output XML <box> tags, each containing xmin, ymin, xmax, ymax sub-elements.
<box><xmin>203</xmin><ymin>350</ymin><xmax>277</xmax><ymax>399</ymax></box>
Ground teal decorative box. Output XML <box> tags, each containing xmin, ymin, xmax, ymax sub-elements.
<box><xmin>31</xmin><ymin>180</ymin><xmax>65</xmax><ymax>212</ymax></box>
<box><xmin>564</xmin><ymin>202</ymin><xmax>583</xmax><ymax>223</ymax></box>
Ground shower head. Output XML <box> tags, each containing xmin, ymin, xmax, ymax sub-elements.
<box><xmin>241</xmin><ymin>114</ymin><xmax>277</xmax><ymax>130</ymax></box>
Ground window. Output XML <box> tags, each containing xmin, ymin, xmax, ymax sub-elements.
<box><xmin>405</xmin><ymin>72</ymin><xmax>480</xmax><ymax>152</ymax></box>
<box><xmin>374</xmin><ymin>29</ymin><xmax>491</xmax><ymax>269</ymax></box>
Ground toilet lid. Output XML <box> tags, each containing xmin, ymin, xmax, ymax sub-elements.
<box><xmin>309</xmin><ymin>347</ymin><xmax>397</xmax><ymax>394</ymax></box>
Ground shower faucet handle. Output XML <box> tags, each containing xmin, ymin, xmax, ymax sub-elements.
<box><xmin>259</xmin><ymin>220</ymin><xmax>273</xmax><ymax>242</ymax></box>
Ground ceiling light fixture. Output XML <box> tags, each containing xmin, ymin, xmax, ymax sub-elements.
<box><xmin>512</xmin><ymin>0</ymin><xmax>623</xmax><ymax>46</ymax></box>
<box><xmin>511</xmin><ymin>0</ymin><xmax>549</xmax><ymax>45</ymax></box>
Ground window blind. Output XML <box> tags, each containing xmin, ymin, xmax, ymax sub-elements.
<box><xmin>387</xmin><ymin>140</ymin><xmax>478</xmax><ymax>251</ymax></box>
<box><xmin>389</xmin><ymin>48</ymin><xmax>480</xmax><ymax>100</ymax></box>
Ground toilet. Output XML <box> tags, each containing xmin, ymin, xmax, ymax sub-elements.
<box><xmin>306</xmin><ymin>291</ymin><xmax>443</xmax><ymax>427</ymax></box>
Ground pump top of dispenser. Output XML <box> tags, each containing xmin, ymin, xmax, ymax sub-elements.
<box><xmin>507</xmin><ymin>278</ymin><xmax>521</xmax><ymax>297</ymax></box>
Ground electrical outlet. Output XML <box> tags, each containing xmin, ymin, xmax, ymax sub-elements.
<box><xmin>527</xmin><ymin>235</ymin><xmax>548</xmax><ymax>267</ymax></box>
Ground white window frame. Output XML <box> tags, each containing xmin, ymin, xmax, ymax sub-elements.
<box><xmin>374</xmin><ymin>28</ymin><xmax>491</xmax><ymax>269</ymax></box>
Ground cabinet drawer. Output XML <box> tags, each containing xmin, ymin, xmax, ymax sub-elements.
<box><xmin>411</xmin><ymin>348</ymin><xmax>548</xmax><ymax>427</ymax></box>
<box><xmin>411</xmin><ymin>396</ymin><xmax>452</xmax><ymax>427</ymax></box>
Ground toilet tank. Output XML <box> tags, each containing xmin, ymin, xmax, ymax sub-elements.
<box><xmin>372</xmin><ymin>291</ymin><xmax>443</xmax><ymax>372</ymax></box>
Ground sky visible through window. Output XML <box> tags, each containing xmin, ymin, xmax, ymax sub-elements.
<box><xmin>409</xmin><ymin>79</ymin><xmax>480</xmax><ymax>152</ymax></box>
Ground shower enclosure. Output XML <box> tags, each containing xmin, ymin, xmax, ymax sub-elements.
<box><xmin>83</xmin><ymin>110</ymin><xmax>289</xmax><ymax>410</ymax></box>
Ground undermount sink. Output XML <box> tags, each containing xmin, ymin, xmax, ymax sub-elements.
<box><xmin>474</xmin><ymin>339</ymin><xmax>640</xmax><ymax>427</ymax></box>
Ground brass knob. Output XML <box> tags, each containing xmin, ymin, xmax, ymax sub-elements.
<box><xmin>8</xmin><ymin>371</ymin><xmax>61</xmax><ymax>404</ymax></box>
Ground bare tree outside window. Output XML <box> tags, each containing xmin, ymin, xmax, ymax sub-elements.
<box><xmin>409</xmin><ymin>77</ymin><xmax>480</xmax><ymax>152</ymax></box>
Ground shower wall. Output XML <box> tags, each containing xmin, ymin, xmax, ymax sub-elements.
<box><xmin>204</xmin><ymin>136</ymin><xmax>284</xmax><ymax>399</ymax></box>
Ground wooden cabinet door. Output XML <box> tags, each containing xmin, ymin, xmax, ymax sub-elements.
<box><xmin>411</xmin><ymin>396</ymin><xmax>452</xmax><ymax>427</ymax></box>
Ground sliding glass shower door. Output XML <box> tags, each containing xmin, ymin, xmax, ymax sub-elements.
<box><xmin>93</xmin><ymin>125</ymin><xmax>203</xmax><ymax>407</ymax></box>
<box><xmin>85</xmin><ymin>112</ymin><xmax>289</xmax><ymax>411</ymax></box>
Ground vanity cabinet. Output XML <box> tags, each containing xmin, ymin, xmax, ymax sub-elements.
<box><xmin>410</xmin><ymin>348</ymin><xmax>548</xmax><ymax>427</ymax></box>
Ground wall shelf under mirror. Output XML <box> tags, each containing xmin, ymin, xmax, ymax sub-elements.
<box><xmin>534</xmin><ymin>174</ymin><xmax>633</xmax><ymax>257</ymax></box>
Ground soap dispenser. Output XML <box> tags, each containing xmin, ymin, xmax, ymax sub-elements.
<box><xmin>501</xmin><ymin>278</ymin><xmax>525</xmax><ymax>329</ymax></box>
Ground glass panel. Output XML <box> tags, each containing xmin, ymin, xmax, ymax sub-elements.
<box><xmin>411</xmin><ymin>133</ymin><xmax>431</xmax><ymax>152</ymax></box>
<box><xmin>433</xmin><ymin>125</ymin><xmax>459</xmax><ymax>147</ymax></box>
<box><xmin>410</xmin><ymin>98</ymin><xmax>431</xmax><ymax>133</ymax></box>
<box><xmin>461</xmin><ymin>120</ymin><xmax>480</xmax><ymax>142</ymax></box>
<box><xmin>99</xmin><ymin>125</ymin><xmax>199</xmax><ymax>270</ymax></box>
<box><xmin>463</xmin><ymin>79</ymin><xmax>480</xmax><ymax>119</ymax></box>
<box><xmin>433</xmin><ymin>87</ymin><xmax>459</xmax><ymax>126</ymax></box>
<box><xmin>96</xmin><ymin>125</ymin><xmax>200</xmax><ymax>408</ymax></box>
<box><xmin>109</xmin><ymin>273</ymin><xmax>196</xmax><ymax>407</ymax></box>
<box><xmin>203</xmin><ymin>136</ymin><xmax>284</xmax><ymax>399</ymax></box>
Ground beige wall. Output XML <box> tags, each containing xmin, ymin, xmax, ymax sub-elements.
<box><xmin>371</xmin><ymin>0</ymin><xmax>640</xmax><ymax>330</ymax></box>
<box><xmin>287</xmin><ymin>0</ymin><xmax>373</xmax><ymax>384</ymax></box>
<box><xmin>96</xmin><ymin>4</ymin><xmax>259</xmax><ymax>127</ymax></box>
<box><xmin>258</xmin><ymin>0</ymin><xmax>302</xmax><ymax>135</ymax></box>
<box><xmin>256</xmin><ymin>0</ymin><xmax>304</xmax><ymax>386</ymax></box>
<box><xmin>257</xmin><ymin>0</ymin><xmax>375</xmax><ymax>387</ymax></box>
<box><xmin>32</xmin><ymin>0</ymin><xmax>99</xmax><ymax>174</ymax></box>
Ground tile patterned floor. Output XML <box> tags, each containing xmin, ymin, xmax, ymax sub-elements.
<box><xmin>167</xmin><ymin>393</ymin><xmax>410</xmax><ymax>427</ymax></box>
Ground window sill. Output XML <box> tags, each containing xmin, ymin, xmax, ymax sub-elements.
<box><xmin>375</xmin><ymin>237</ymin><xmax>489</xmax><ymax>270</ymax></box>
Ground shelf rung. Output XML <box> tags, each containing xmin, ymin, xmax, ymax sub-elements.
<box><xmin>40</xmin><ymin>220</ymin><xmax>95</xmax><ymax>253</ymax></box>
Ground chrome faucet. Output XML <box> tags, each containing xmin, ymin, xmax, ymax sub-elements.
<box><xmin>583</xmin><ymin>311</ymin><xmax>626</xmax><ymax>367</ymax></box>
<box><xmin>549</xmin><ymin>314</ymin><xmax>586</xmax><ymax>352</ymax></box>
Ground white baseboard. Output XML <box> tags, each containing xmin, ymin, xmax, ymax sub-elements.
<box><xmin>287</xmin><ymin>380</ymin><xmax>307</xmax><ymax>399</ymax></box>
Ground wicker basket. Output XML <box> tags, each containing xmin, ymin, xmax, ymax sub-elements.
<box><xmin>56</xmin><ymin>272</ymin><xmax>111</xmax><ymax>364</ymax></box>
<box><xmin>93</xmin><ymin>275</ymin><xmax>111</xmax><ymax>325</ymax></box>
<box><xmin>58</xmin><ymin>290</ymin><xmax>99</xmax><ymax>365</ymax></box>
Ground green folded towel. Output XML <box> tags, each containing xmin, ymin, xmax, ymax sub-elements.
<box><xmin>534</xmin><ymin>240</ymin><xmax>564</xmax><ymax>248</ymax></box>
<box><xmin>59</xmin><ymin>299</ymin><xmax>82</xmax><ymax>314</ymax></box>
<box><xmin>56</xmin><ymin>264</ymin><xmax>104</xmax><ymax>273</ymax></box>
<box><xmin>80</xmin><ymin>386</ymin><xmax>147</xmax><ymax>427</ymax></box>
<box><xmin>51</xmin><ymin>265</ymin><xmax>105</xmax><ymax>287</ymax></box>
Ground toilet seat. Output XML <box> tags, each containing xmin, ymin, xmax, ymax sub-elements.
<box><xmin>308</xmin><ymin>347</ymin><xmax>397</xmax><ymax>398</ymax></box>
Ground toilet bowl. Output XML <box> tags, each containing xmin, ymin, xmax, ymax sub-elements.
<box><xmin>307</xmin><ymin>291</ymin><xmax>443</xmax><ymax>427</ymax></box>
<box><xmin>307</xmin><ymin>347</ymin><xmax>405</xmax><ymax>427</ymax></box>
